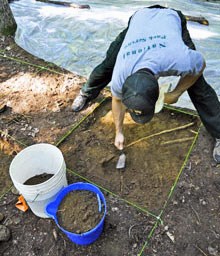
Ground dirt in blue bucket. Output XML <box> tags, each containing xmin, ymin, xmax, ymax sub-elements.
<box><xmin>57</xmin><ymin>190</ymin><xmax>104</xmax><ymax>234</ymax></box>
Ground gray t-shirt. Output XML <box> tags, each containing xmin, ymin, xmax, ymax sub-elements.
<box><xmin>111</xmin><ymin>8</ymin><xmax>204</xmax><ymax>99</ymax></box>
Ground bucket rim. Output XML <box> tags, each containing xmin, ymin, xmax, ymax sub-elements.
<box><xmin>12</xmin><ymin>163</ymin><xmax>66</xmax><ymax>194</ymax></box>
<box><xmin>45</xmin><ymin>182</ymin><xmax>107</xmax><ymax>240</ymax></box>
<box><xmin>9</xmin><ymin>143</ymin><xmax>65</xmax><ymax>187</ymax></box>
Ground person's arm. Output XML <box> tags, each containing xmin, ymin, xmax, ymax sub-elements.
<box><xmin>112</xmin><ymin>96</ymin><xmax>126</xmax><ymax>150</ymax></box>
<box><xmin>164</xmin><ymin>61</ymin><xmax>206</xmax><ymax>104</ymax></box>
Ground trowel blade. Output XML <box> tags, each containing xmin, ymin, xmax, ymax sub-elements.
<box><xmin>116</xmin><ymin>153</ymin><xmax>126</xmax><ymax>169</ymax></box>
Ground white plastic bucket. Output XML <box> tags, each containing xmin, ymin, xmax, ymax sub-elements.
<box><xmin>9</xmin><ymin>143</ymin><xmax>67</xmax><ymax>218</ymax></box>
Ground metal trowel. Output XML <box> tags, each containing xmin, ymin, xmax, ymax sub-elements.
<box><xmin>116</xmin><ymin>151</ymin><xmax>126</xmax><ymax>169</ymax></box>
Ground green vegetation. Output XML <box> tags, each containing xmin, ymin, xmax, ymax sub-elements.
<box><xmin>1</xmin><ymin>24</ymin><xmax>17</xmax><ymax>36</ymax></box>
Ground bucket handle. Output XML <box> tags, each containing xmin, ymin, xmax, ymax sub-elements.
<box><xmin>27</xmin><ymin>193</ymin><xmax>40</xmax><ymax>203</ymax></box>
<box><xmin>97</xmin><ymin>194</ymin><xmax>102</xmax><ymax>213</ymax></box>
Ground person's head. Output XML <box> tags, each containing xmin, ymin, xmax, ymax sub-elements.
<box><xmin>122</xmin><ymin>69</ymin><xmax>159</xmax><ymax>124</ymax></box>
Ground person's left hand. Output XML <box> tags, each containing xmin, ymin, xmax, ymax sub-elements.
<box><xmin>164</xmin><ymin>92</ymin><xmax>179</xmax><ymax>104</ymax></box>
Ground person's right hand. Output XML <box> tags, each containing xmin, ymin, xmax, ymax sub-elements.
<box><xmin>114</xmin><ymin>132</ymin><xmax>124</xmax><ymax>150</ymax></box>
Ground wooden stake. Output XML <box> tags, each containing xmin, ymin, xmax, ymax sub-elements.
<box><xmin>36</xmin><ymin>0</ymin><xmax>90</xmax><ymax>9</ymax></box>
<box><xmin>161</xmin><ymin>137</ymin><xmax>194</xmax><ymax>145</ymax></box>
<box><xmin>126</xmin><ymin>122</ymin><xmax>195</xmax><ymax>148</ymax></box>
<box><xmin>185</xmin><ymin>15</ymin><xmax>209</xmax><ymax>26</ymax></box>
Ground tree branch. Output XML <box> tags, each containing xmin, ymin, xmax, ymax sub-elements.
<box><xmin>185</xmin><ymin>15</ymin><xmax>209</xmax><ymax>26</ymax></box>
<box><xmin>35</xmin><ymin>0</ymin><xmax>90</xmax><ymax>9</ymax></box>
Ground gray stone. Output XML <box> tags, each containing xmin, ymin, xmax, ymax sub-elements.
<box><xmin>0</xmin><ymin>212</ymin><xmax>4</xmax><ymax>222</ymax></box>
<box><xmin>12</xmin><ymin>216</ymin><xmax>21</xmax><ymax>225</ymax></box>
<box><xmin>0</xmin><ymin>225</ymin><xmax>11</xmax><ymax>242</ymax></box>
<box><xmin>208</xmin><ymin>246</ymin><xmax>218</xmax><ymax>256</ymax></box>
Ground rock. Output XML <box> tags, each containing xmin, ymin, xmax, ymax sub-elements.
<box><xmin>133</xmin><ymin>243</ymin><xmax>138</xmax><ymax>249</ymax></box>
<box><xmin>4</xmin><ymin>218</ymin><xmax>13</xmax><ymax>226</ymax></box>
<box><xmin>181</xmin><ymin>196</ymin><xmax>185</xmax><ymax>203</ymax></box>
<box><xmin>0</xmin><ymin>213</ymin><xmax>4</xmax><ymax>222</ymax></box>
<box><xmin>199</xmin><ymin>198</ymin><xmax>207</xmax><ymax>205</ymax></box>
<box><xmin>166</xmin><ymin>231</ymin><xmax>175</xmax><ymax>243</ymax></box>
<box><xmin>173</xmin><ymin>200</ymin><xmax>178</xmax><ymax>205</ymax></box>
<box><xmin>12</xmin><ymin>216</ymin><xmax>21</xmax><ymax>225</ymax></box>
<box><xmin>208</xmin><ymin>246</ymin><xmax>218</xmax><ymax>256</ymax></box>
<box><xmin>164</xmin><ymin>225</ymin><xmax>169</xmax><ymax>231</ymax></box>
<box><xmin>0</xmin><ymin>225</ymin><xmax>11</xmax><ymax>242</ymax></box>
<box><xmin>13</xmin><ymin>239</ymin><xmax>18</xmax><ymax>245</ymax></box>
<box><xmin>111</xmin><ymin>207</ymin><xmax>119</xmax><ymax>212</ymax></box>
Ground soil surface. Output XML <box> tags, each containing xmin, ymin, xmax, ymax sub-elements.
<box><xmin>59</xmin><ymin>100</ymin><xmax>200</xmax><ymax>215</ymax></box>
<box><xmin>24</xmin><ymin>174</ymin><xmax>54</xmax><ymax>185</ymax></box>
<box><xmin>0</xmin><ymin>35</ymin><xmax>220</xmax><ymax>256</ymax></box>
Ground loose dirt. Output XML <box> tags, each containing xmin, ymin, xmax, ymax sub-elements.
<box><xmin>57</xmin><ymin>190</ymin><xmax>103</xmax><ymax>234</ymax></box>
<box><xmin>24</xmin><ymin>174</ymin><xmax>54</xmax><ymax>185</ymax></box>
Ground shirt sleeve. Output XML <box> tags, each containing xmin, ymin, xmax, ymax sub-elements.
<box><xmin>110</xmin><ymin>69</ymin><xmax>124</xmax><ymax>99</ymax></box>
<box><xmin>188</xmin><ymin>49</ymin><xmax>205</xmax><ymax>75</ymax></box>
<box><xmin>111</xmin><ymin>83</ymin><xmax>123</xmax><ymax>99</ymax></box>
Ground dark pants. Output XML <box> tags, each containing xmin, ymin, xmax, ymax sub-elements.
<box><xmin>81</xmin><ymin>26</ymin><xmax>129</xmax><ymax>99</ymax></box>
<box><xmin>81</xmin><ymin>5</ymin><xmax>220</xmax><ymax>139</ymax></box>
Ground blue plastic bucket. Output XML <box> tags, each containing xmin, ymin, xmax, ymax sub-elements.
<box><xmin>45</xmin><ymin>182</ymin><xmax>107</xmax><ymax>245</ymax></box>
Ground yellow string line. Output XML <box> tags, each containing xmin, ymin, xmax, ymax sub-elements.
<box><xmin>55</xmin><ymin>97</ymin><xmax>109</xmax><ymax>146</ymax></box>
<box><xmin>0</xmin><ymin>185</ymin><xmax>13</xmax><ymax>201</ymax></box>
<box><xmin>0</xmin><ymin>53</ymin><xmax>64</xmax><ymax>75</ymax></box>
<box><xmin>164</xmin><ymin>104</ymin><xmax>199</xmax><ymax>117</ymax></box>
